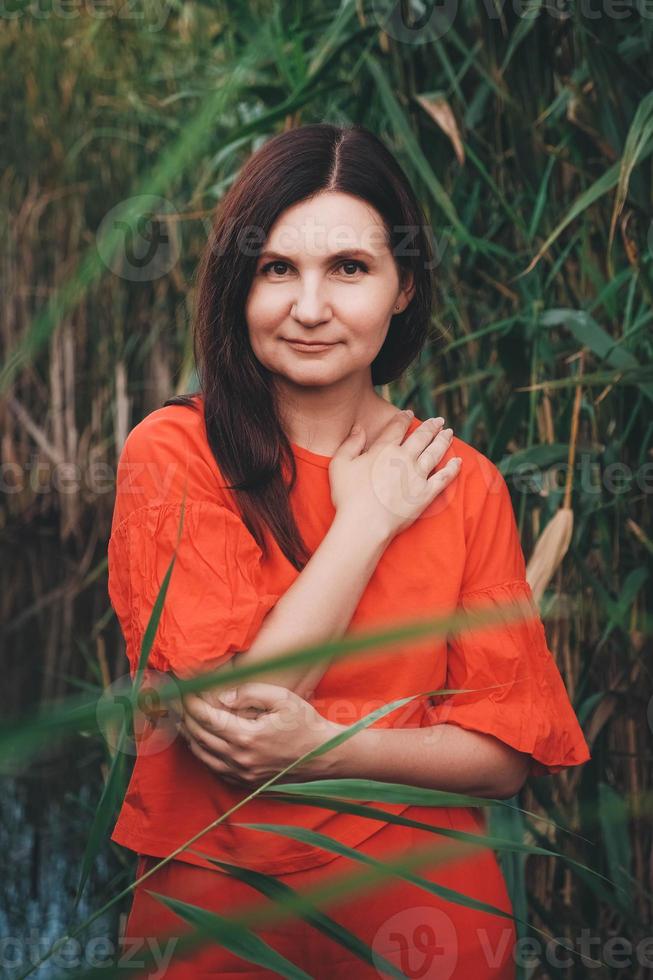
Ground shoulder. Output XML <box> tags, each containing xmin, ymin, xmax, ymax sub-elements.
<box><xmin>408</xmin><ymin>414</ymin><xmax>507</xmax><ymax>507</ymax></box>
<box><xmin>450</xmin><ymin>433</ymin><xmax>507</xmax><ymax>503</ymax></box>
<box><xmin>112</xmin><ymin>396</ymin><xmax>230</xmax><ymax>524</ymax></box>
<box><xmin>446</xmin><ymin>432</ymin><xmax>518</xmax><ymax>551</ymax></box>
<box><xmin>409</xmin><ymin>415</ymin><xmax>513</xmax><ymax>537</ymax></box>
<box><xmin>121</xmin><ymin>396</ymin><xmax>207</xmax><ymax>462</ymax></box>
<box><xmin>445</xmin><ymin>435</ymin><xmax>525</xmax><ymax>588</ymax></box>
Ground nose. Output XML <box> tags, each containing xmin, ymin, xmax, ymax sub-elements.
<box><xmin>291</xmin><ymin>277</ymin><xmax>331</xmax><ymax>325</ymax></box>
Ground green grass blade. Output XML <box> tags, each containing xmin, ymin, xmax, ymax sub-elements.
<box><xmin>144</xmin><ymin>892</ymin><xmax>314</xmax><ymax>979</ymax></box>
<box><xmin>233</xmin><ymin>823</ymin><xmax>604</xmax><ymax>968</ymax></box>
<box><xmin>160</xmin><ymin>859</ymin><xmax>408</xmax><ymax>979</ymax></box>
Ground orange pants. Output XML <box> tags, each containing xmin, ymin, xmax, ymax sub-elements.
<box><xmin>123</xmin><ymin>805</ymin><xmax>517</xmax><ymax>979</ymax></box>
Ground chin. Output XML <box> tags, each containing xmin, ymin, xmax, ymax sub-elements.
<box><xmin>272</xmin><ymin>363</ymin><xmax>339</xmax><ymax>385</ymax></box>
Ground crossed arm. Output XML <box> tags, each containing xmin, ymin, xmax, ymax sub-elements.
<box><xmin>180</xmin><ymin>509</ymin><xmax>531</xmax><ymax>800</ymax></box>
<box><xmin>323</xmin><ymin>722</ymin><xmax>531</xmax><ymax>799</ymax></box>
<box><xmin>180</xmin><ymin>680</ymin><xmax>531</xmax><ymax>800</ymax></box>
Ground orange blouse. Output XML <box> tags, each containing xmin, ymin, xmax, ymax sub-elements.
<box><xmin>107</xmin><ymin>395</ymin><xmax>591</xmax><ymax>875</ymax></box>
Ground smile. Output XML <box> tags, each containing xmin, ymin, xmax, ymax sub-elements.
<box><xmin>286</xmin><ymin>340</ymin><xmax>338</xmax><ymax>353</ymax></box>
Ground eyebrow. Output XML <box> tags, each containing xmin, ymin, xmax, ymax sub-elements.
<box><xmin>257</xmin><ymin>248</ymin><xmax>379</xmax><ymax>264</ymax></box>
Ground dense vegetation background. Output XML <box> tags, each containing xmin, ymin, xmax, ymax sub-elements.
<box><xmin>1</xmin><ymin>1</ymin><xmax>652</xmax><ymax>977</ymax></box>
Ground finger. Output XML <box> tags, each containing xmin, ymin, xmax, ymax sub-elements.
<box><xmin>218</xmin><ymin>682</ymin><xmax>295</xmax><ymax>712</ymax></box>
<box><xmin>175</xmin><ymin>718</ymin><xmax>189</xmax><ymax>746</ymax></box>
<box><xmin>183</xmin><ymin>712</ymin><xmax>234</xmax><ymax>757</ymax></box>
<box><xmin>182</xmin><ymin>689</ymin><xmax>220</xmax><ymax>728</ymax></box>
<box><xmin>333</xmin><ymin>421</ymin><xmax>366</xmax><ymax>460</ymax></box>
<box><xmin>400</xmin><ymin>417</ymin><xmax>446</xmax><ymax>460</ymax></box>
<box><xmin>414</xmin><ymin>427</ymin><xmax>454</xmax><ymax>476</ymax></box>
<box><xmin>192</xmin><ymin>698</ymin><xmax>267</xmax><ymax>745</ymax></box>
<box><xmin>179</xmin><ymin>690</ymin><xmax>243</xmax><ymax>740</ymax></box>
<box><xmin>168</xmin><ymin>695</ymin><xmax>184</xmax><ymax>723</ymax></box>
<box><xmin>426</xmin><ymin>455</ymin><xmax>462</xmax><ymax>493</ymax></box>
<box><xmin>186</xmin><ymin>735</ymin><xmax>244</xmax><ymax>778</ymax></box>
<box><xmin>370</xmin><ymin>409</ymin><xmax>415</xmax><ymax>448</ymax></box>
<box><xmin>231</xmin><ymin>704</ymin><xmax>268</xmax><ymax>719</ymax></box>
<box><xmin>179</xmin><ymin>720</ymin><xmax>244</xmax><ymax>778</ymax></box>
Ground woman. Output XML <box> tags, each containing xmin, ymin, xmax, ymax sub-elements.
<box><xmin>108</xmin><ymin>123</ymin><xmax>591</xmax><ymax>978</ymax></box>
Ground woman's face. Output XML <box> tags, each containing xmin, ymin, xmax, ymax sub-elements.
<box><xmin>244</xmin><ymin>191</ymin><xmax>414</xmax><ymax>389</ymax></box>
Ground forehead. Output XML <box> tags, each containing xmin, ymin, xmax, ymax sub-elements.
<box><xmin>263</xmin><ymin>191</ymin><xmax>390</xmax><ymax>259</ymax></box>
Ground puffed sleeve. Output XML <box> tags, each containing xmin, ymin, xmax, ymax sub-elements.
<box><xmin>107</xmin><ymin>409</ymin><xmax>281</xmax><ymax>681</ymax></box>
<box><xmin>425</xmin><ymin>450</ymin><xmax>591</xmax><ymax>779</ymax></box>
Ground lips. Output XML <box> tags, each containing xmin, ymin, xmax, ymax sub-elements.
<box><xmin>286</xmin><ymin>340</ymin><xmax>338</xmax><ymax>351</ymax></box>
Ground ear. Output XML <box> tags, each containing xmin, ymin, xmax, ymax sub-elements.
<box><xmin>398</xmin><ymin>269</ymin><xmax>415</xmax><ymax>309</ymax></box>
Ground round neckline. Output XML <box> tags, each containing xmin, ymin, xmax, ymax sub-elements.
<box><xmin>290</xmin><ymin>441</ymin><xmax>332</xmax><ymax>467</ymax></box>
<box><xmin>290</xmin><ymin>416</ymin><xmax>423</xmax><ymax>468</ymax></box>
<box><xmin>192</xmin><ymin>394</ymin><xmax>424</xmax><ymax>467</ymax></box>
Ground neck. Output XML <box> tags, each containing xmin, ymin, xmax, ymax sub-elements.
<box><xmin>275</xmin><ymin>373</ymin><xmax>388</xmax><ymax>456</ymax></box>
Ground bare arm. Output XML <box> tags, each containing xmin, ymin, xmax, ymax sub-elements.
<box><xmin>323</xmin><ymin>721</ymin><xmax>531</xmax><ymax>799</ymax></box>
<box><xmin>186</xmin><ymin>414</ymin><xmax>460</xmax><ymax>714</ymax></box>
<box><xmin>222</xmin><ymin>510</ymin><xmax>391</xmax><ymax>699</ymax></box>
<box><xmin>178</xmin><ymin>669</ymin><xmax>531</xmax><ymax>798</ymax></box>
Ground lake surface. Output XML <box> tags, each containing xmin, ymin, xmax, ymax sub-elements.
<box><xmin>1</xmin><ymin>532</ymin><xmax>134</xmax><ymax>978</ymax></box>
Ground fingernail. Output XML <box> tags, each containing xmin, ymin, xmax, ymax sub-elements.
<box><xmin>404</xmin><ymin>409</ymin><xmax>414</xmax><ymax>417</ymax></box>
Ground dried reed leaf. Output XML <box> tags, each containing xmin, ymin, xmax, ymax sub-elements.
<box><xmin>114</xmin><ymin>361</ymin><xmax>130</xmax><ymax>457</ymax></box>
<box><xmin>526</xmin><ymin>508</ymin><xmax>574</xmax><ymax>603</ymax></box>
<box><xmin>416</xmin><ymin>94</ymin><xmax>465</xmax><ymax>165</ymax></box>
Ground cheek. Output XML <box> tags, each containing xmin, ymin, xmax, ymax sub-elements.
<box><xmin>245</xmin><ymin>289</ymin><xmax>285</xmax><ymax>351</ymax></box>
<box><xmin>247</xmin><ymin>282</ymin><xmax>288</xmax><ymax>323</ymax></box>
<box><xmin>337</xmin><ymin>286</ymin><xmax>393</xmax><ymax>333</ymax></box>
<box><xmin>347</xmin><ymin>309</ymin><xmax>392</xmax><ymax>355</ymax></box>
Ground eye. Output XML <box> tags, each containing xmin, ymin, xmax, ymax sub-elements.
<box><xmin>259</xmin><ymin>259</ymin><xmax>369</xmax><ymax>278</ymax></box>
<box><xmin>338</xmin><ymin>259</ymin><xmax>368</xmax><ymax>276</ymax></box>
<box><xmin>260</xmin><ymin>260</ymin><xmax>290</xmax><ymax>277</ymax></box>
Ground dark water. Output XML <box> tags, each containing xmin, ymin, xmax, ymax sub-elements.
<box><xmin>1</xmin><ymin>531</ymin><xmax>135</xmax><ymax>978</ymax></box>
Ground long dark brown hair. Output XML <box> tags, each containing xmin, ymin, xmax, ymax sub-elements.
<box><xmin>164</xmin><ymin>123</ymin><xmax>434</xmax><ymax>570</ymax></box>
